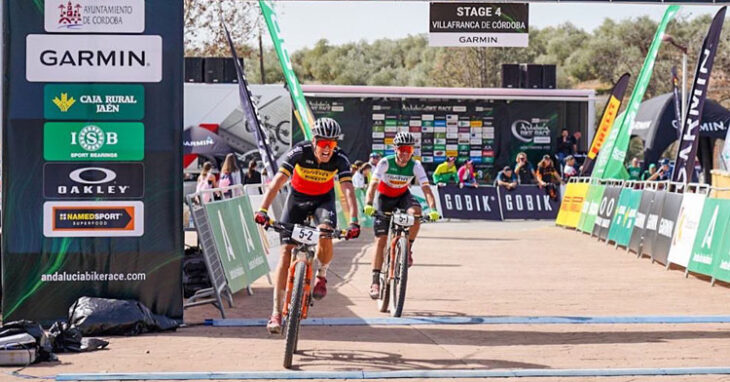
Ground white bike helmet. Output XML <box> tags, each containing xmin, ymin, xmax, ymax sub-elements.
<box><xmin>312</xmin><ymin>117</ymin><xmax>342</xmax><ymax>140</ymax></box>
<box><xmin>393</xmin><ymin>132</ymin><xmax>416</xmax><ymax>146</ymax></box>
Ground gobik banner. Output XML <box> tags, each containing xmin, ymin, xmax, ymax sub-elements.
<box><xmin>667</xmin><ymin>193</ymin><xmax>707</xmax><ymax>268</ymax></box>
<box><xmin>592</xmin><ymin>185</ymin><xmax>621</xmax><ymax>240</ymax></box>
<box><xmin>606</xmin><ymin>188</ymin><xmax>641</xmax><ymax>247</ymax></box>
<box><xmin>498</xmin><ymin>185</ymin><xmax>560</xmax><ymax>220</ymax></box>
<box><xmin>437</xmin><ymin>185</ymin><xmax>502</xmax><ymax>220</ymax></box>
<box><xmin>640</xmin><ymin>189</ymin><xmax>667</xmax><ymax>258</ymax></box>
<box><xmin>650</xmin><ymin>191</ymin><xmax>683</xmax><ymax>265</ymax></box>
<box><xmin>205</xmin><ymin>197</ymin><xmax>269</xmax><ymax>293</ymax></box>
<box><xmin>3</xmin><ymin>1</ymin><xmax>183</xmax><ymax>324</ymax></box>
<box><xmin>628</xmin><ymin>189</ymin><xmax>655</xmax><ymax>254</ymax></box>
<box><xmin>687</xmin><ymin>198</ymin><xmax>730</xmax><ymax>278</ymax></box>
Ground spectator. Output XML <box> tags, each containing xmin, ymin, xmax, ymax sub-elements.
<box><xmin>556</xmin><ymin>129</ymin><xmax>574</xmax><ymax>164</ymax></box>
<box><xmin>351</xmin><ymin>160</ymin><xmax>362</xmax><ymax>175</ymax></box>
<box><xmin>657</xmin><ymin>158</ymin><xmax>671</xmax><ymax>181</ymax></box>
<box><xmin>457</xmin><ymin>159</ymin><xmax>478</xmax><ymax>188</ymax></box>
<box><xmin>514</xmin><ymin>152</ymin><xmax>536</xmax><ymax>185</ymax></box>
<box><xmin>627</xmin><ymin>157</ymin><xmax>642</xmax><ymax>180</ymax></box>
<box><xmin>368</xmin><ymin>152</ymin><xmax>381</xmax><ymax>168</ymax></box>
<box><xmin>196</xmin><ymin>161</ymin><xmax>217</xmax><ymax>203</ymax></box>
<box><xmin>496</xmin><ymin>165</ymin><xmax>517</xmax><ymax>190</ymax></box>
<box><xmin>563</xmin><ymin>155</ymin><xmax>578</xmax><ymax>181</ymax></box>
<box><xmin>367</xmin><ymin>152</ymin><xmax>381</xmax><ymax>182</ymax></box>
<box><xmin>219</xmin><ymin>153</ymin><xmax>241</xmax><ymax>197</ymax></box>
<box><xmin>242</xmin><ymin>159</ymin><xmax>262</xmax><ymax>185</ymax></box>
<box><xmin>536</xmin><ymin>155</ymin><xmax>561</xmax><ymax>199</ymax></box>
<box><xmin>642</xmin><ymin>163</ymin><xmax>658</xmax><ymax>181</ymax></box>
<box><xmin>432</xmin><ymin>156</ymin><xmax>458</xmax><ymax>186</ymax></box>
<box><xmin>572</xmin><ymin>131</ymin><xmax>582</xmax><ymax>154</ymax></box>
<box><xmin>352</xmin><ymin>161</ymin><xmax>371</xmax><ymax>190</ymax></box>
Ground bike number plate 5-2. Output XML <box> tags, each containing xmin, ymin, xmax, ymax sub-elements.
<box><xmin>392</xmin><ymin>213</ymin><xmax>415</xmax><ymax>227</ymax></box>
<box><xmin>292</xmin><ymin>225</ymin><xmax>319</xmax><ymax>245</ymax></box>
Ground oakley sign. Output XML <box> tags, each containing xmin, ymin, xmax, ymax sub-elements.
<box><xmin>43</xmin><ymin>163</ymin><xmax>144</xmax><ymax>199</ymax></box>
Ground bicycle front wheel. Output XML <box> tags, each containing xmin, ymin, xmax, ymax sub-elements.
<box><xmin>389</xmin><ymin>236</ymin><xmax>409</xmax><ymax>317</ymax></box>
<box><xmin>377</xmin><ymin>253</ymin><xmax>390</xmax><ymax>313</ymax></box>
<box><xmin>283</xmin><ymin>261</ymin><xmax>306</xmax><ymax>369</ymax></box>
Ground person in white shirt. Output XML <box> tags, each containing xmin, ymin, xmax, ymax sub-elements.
<box><xmin>563</xmin><ymin>155</ymin><xmax>578</xmax><ymax>181</ymax></box>
<box><xmin>352</xmin><ymin>161</ymin><xmax>371</xmax><ymax>190</ymax></box>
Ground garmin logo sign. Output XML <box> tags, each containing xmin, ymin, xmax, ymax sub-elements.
<box><xmin>26</xmin><ymin>34</ymin><xmax>162</xmax><ymax>82</ymax></box>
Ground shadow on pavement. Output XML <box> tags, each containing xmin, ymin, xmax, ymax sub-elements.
<box><xmin>293</xmin><ymin>348</ymin><xmax>548</xmax><ymax>371</ymax></box>
<box><xmin>166</xmin><ymin>324</ymin><xmax>730</xmax><ymax>348</ymax></box>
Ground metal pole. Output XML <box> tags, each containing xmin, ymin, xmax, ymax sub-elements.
<box><xmin>681</xmin><ymin>52</ymin><xmax>687</xmax><ymax>127</ymax></box>
<box><xmin>259</xmin><ymin>31</ymin><xmax>265</xmax><ymax>84</ymax></box>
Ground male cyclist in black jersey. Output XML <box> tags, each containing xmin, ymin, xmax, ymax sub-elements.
<box><xmin>363</xmin><ymin>132</ymin><xmax>440</xmax><ymax>299</ymax></box>
<box><xmin>254</xmin><ymin>117</ymin><xmax>361</xmax><ymax>334</ymax></box>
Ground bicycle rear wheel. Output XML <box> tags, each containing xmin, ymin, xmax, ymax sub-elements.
<box><xmin>389</xmin><ymin>236</ymin><xmax>409</xmax><ymax>317</ymax></box>
<box><xmin>283</xmin><ymin>261</ymin><xmax>306</xmax><ymax>369</ymax></box>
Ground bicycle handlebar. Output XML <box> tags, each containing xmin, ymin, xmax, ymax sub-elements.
<box><xmin>265</xmin><ymin>220</ymin><xmax>347</xmax><ymax>239</ymax></box>
<box><xmin>372</xmin><ymin>211</ymin><xmax>432</xmax><ymax>223</ymax></box>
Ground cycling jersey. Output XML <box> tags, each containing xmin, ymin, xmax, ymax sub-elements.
<box><xmin>372</xmin><ymin>155</ymin><xmax>429</xmax><ymax>197</ymax></box>
<box><xmin>279</xmin><ymin>141</ymin><xmax>352</xmax><ymax>196</ymax></box>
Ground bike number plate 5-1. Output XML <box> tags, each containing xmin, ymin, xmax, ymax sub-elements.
<box><xmin>392</xmin><ymin>213</ymin><xmax>415</xmax><ymax>227</ymax></box>
<box><xmin>292</xmin><ymin>225</ymin><xmax>319</xmax><ymax>245</ymax></box>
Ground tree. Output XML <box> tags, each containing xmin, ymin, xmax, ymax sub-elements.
<box><xmin>184</xmin><ymin>0</ymin><xmax>261</xmax><ymax>57</ymax></box>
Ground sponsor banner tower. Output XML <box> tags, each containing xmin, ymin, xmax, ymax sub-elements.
<box><xmin>2</xmin><ymin>0</ymin><xmax>183</xmax><ymax>323</ymax></box>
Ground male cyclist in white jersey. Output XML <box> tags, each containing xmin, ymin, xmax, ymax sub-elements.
<box><xmin>363</xmin><ymin>132</ymin><xmax>440</xmax><ymax>299</ymax></box>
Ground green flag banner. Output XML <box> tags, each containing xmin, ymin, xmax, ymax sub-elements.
<box><xmin>260</xmin><ymin>0</ymin><xmax>314</xmax><ymax>140</ymax></box>
<box><xmin>687</xmin><ymin>198</ymin><xmax>730</xmax><ymax>278</ymax></box>
<box><xmin>592</xmin><ymin>5</ymin><xmax>679</xmax><ymax>179</ymax></box>
<box><xmin>205</xmin><ymin>196</ymin><xmax>269</xmax><ymax>293</ymax></box>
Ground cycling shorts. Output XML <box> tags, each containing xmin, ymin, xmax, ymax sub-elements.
<box><xmin>373</xmin><ymin>191</ymin><xmax>421</xmax><ymax>237</ymax></box>
<box><xmin>279</xmin><ymin>189</ymin><xmax>337</xmax><ymax>245</ymax></box>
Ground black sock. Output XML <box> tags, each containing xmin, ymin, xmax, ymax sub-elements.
<box><xmin>372</xmin><ymin>269</ymin><xmax>380</xmax><ymax>285</ymax></box>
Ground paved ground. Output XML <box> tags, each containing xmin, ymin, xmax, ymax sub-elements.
<box><xmin>6</xmin><ymin>220</ymin><xmax>730</xmax><ymax>381</ymax></box>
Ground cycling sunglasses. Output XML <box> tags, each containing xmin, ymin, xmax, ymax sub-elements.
<box><xmin>395</xmin><ymin>145</ymin><xmax>414</xmax><ymax>154</ymax></box>
<box><xmin>315</xmin><ymin>139</ymin><xmax>337</xmax><ymax>150</ymax></box>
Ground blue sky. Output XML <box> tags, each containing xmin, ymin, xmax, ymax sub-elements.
<box><xmin>269</xmin><ymin>2</ymin><xmax>719</xmax><ymax>50</ymax></box>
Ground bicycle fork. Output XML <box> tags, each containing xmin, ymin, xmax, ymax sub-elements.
<box><xmin>282</xmin><ymin>258</ymin><xmax>314</xmax><ymax>319</ymax></box>
<box><xmin>388</xmin><ymin>233</ymin><xmax>400</xmax><ymax>279</ymax></box>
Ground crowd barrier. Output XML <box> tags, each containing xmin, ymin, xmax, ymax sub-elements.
<box><xmin>557</xmin><ymin>177</ymin><xmax>730</xmax><ymax>287</ymax></box>
<box><xmin>185</xmin><ymin>185</ymin><xmax>271</xmax><ymax>317</ymax></box>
